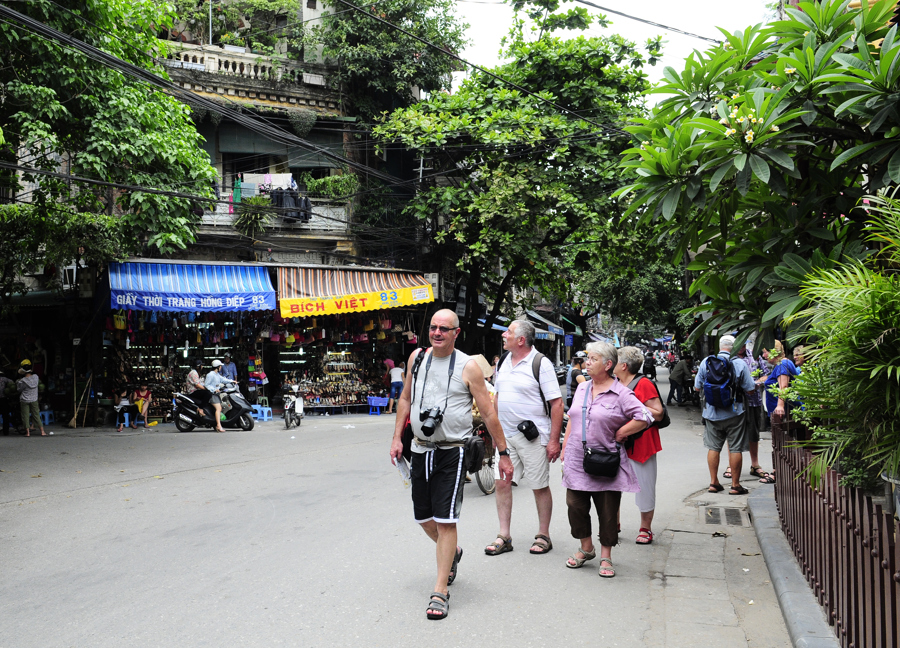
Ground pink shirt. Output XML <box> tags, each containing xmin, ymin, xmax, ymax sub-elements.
<box><xmin>563</xmin><ymin>379</ymin><xmax>652</xmax><ymax>493</ymax></box>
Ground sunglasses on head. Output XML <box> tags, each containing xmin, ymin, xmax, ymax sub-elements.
<box><xmin>429</xmin><ymin>325</ymin><xmax>456</xmax><ymax>333</ymax></box>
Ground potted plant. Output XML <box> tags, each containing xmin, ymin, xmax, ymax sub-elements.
<box><xmin>234</xmin><ymin>196</ymin><xmax>274</xmax><ymax>237</ymax></box>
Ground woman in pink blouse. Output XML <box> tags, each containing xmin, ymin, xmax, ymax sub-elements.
<box><xmin>560</xmin><ymin>341</ymin><xmax>651</xmax><ymax>578</ymax></box>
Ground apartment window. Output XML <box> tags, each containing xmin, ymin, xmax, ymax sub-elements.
<box><xmin>307</xmin><ymin>0</ymin><xmax>316</xmax><ymax>9</ymax></box>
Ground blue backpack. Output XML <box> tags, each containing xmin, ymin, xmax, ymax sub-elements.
<box><xmin>703</xmin><ymin>355</ymin><xmax>740</xmax><ymax>409</ymax></box>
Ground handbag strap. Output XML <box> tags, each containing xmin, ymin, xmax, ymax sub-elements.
<box><xmin>581</xmin><ymin>380</ymin><xmax>620</xmax><ymax>454</ymax></box>
<box><xmin>581</xmin><ymin>380</ymin><xmax>592</xmax><ymax>451</ymax></box>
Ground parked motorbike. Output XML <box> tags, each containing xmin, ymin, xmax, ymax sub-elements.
<box><xmin>173</xmin><ymin>383</ymin><xmax>254</xmax><ymax>432</ymax></box>
<box><xmin>283</xmin><ymin>384</ymin><xmax>304</xmax><ymax>429</ymax></box>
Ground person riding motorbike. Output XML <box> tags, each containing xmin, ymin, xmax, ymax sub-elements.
<box><xmin>205</xmin><ymin>359</ymin><xmax>236</xmax><ymax>433</ymax></box>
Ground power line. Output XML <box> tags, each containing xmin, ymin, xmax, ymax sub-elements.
<box><xmin>569</xmin><ymin>0</ymin><xmax>721</xmax><ymax>43</ymax></box>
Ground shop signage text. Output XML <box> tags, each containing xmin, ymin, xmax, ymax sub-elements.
<box><xmin>280</xmin><ymin>285</ymin><xmax>435</xmax><ymax>318</ymax></box>
<box><xmin>111</xmin><ymin>291</ymin><xmax>273</xmax><ymax>312</ymax></box>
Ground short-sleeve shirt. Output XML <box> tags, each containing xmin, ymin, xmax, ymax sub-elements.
<box><xmin>389</xmin><ymin>366</ymin><xmax>405</xmax><ymax>383</ymax></box>
<box><xmin>625</xmin><ymin>376</ymin><xmax>662</xmax><ymax>463</ymax></box>
<box><xmin>694</xmin><ymin>353</ymin><xmax>755</xmax><ymax>421</ymax></box>
<box><xmin>764</xmin><ymin>359</ymin><xmax>799</xmax><ymax>413</ymax></box>
<box><xmin>563</xmin><ymin>379</ymin><xmax>651</xmax><ymax>493</ymax></box>
<box><xmin>495</xmin><ymin>347</ymin><xmax>560</xmax><ymax>446</ymax></box>
<box><xmin>738</xmin><ymin>353</ymin><xmax>762</xmax><ymax>407</ymax></box>
<box><xmin>185</xmin><ymin>369</ymin><xmax>203</xmax><ymax>394</ymax></box>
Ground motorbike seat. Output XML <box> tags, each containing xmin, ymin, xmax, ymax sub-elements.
<box><xmin>185</xmin><ymin>389</ymin><xmax>212</xmax><ymax>408</ymax></box>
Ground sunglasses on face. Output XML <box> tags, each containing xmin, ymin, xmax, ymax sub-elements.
<box><xmin>429</xmin><ymin>325</ymin><xmax>456</xmax><ymax>333</ymax></box>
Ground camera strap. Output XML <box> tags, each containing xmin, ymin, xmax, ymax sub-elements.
<box><xmin>417</xmin><ymin>349</ymin><xmax>456</xmax><ymax>414</ymax></box>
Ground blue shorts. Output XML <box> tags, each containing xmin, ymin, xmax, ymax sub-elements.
<box><xmin>389</xmin><ymin>381</ymin><xmax>403</xmax><ymax>399</ymax></box>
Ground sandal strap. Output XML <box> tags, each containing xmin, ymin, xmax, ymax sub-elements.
<box><xmin>430</xmin><ymin>591</ymin><xmax>449</xmax><ymax>602</ymax></box>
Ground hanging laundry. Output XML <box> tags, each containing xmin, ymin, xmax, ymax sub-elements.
<box><xmin>233</xmin><ymin>175</ymin><xmax>242</xmax><ymax>204</ymax></box>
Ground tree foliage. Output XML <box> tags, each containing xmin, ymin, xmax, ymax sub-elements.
<box><xmin>0</xmin><ymin>0</ymin><xmax>216</xmax><ymax>260</ymax></box>
<box><xmin>615</xmin><ymin>0</ymin><xmax>900</xmax><ymax>354</ymax></box>
<box><xmin>375</xmin><ymin>32</ymin><xmax>653</xmax><ymax>350</ymax></box>
<box><xmin>312</xmin><ymin>0</ymin><xmax>469</xmax><ymax>122</ymax></box>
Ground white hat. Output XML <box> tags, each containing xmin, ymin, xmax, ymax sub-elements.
<box><xmin>211</xmin><ymin>359</ymin><xmax>223</xmax><ymax>368</ymax></box>
<box><xmin>575</xmin><ymin>351</ymin><xmax>587</xmax><ymax>358</ymax></box>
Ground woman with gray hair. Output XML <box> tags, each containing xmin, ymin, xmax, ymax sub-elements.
<box><xmin>561</xmin><ymin>341</ymin><xmax>652</xmax><ymax>577</ymax></box>
<box><xmin>614</xmin><ymin>346</ymin><xmax>665</xmax><ymax>545</ymax></box>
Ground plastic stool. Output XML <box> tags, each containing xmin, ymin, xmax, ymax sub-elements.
<box><xmin>257</xmin><ymin>397</ymin><xmax>269</xmax><ymax>407</ymax></box>
<box><xmin>39</xmin><ymin>410</ymin><xmax>55</xmax><ymax>426</ymax></box>
<box><xmin>120</xmin><ymin>412</ymin><xmax>130</xmax><ymax>428</ymax></box>
<box><xmin>251</xmin><ymin>405</ymin><xmax>263</xmax><ymax>420</ymax></box>
<box><xmin>258</xmin><ymin>407</ymin><xmax>273</xmax><ymax>421</ymax></box>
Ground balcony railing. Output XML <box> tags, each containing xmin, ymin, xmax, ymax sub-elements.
<box><xmin>161</xmin><ymin>42</ymin><xmax>327</xmax><ymax>86</ymax></box>
<box><xmin>202</xmin><ymin>198</ymin><xmax>350</xmax><ymax>234</ymax></box>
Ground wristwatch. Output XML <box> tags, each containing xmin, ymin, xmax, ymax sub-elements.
<box><xmin>498</xmin><ymin>449</ymin><xmax>510</xmax><ymax>457</ymax></box>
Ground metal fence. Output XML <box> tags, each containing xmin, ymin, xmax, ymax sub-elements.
<box><xmin>772</xmin><ymin>423</ymin><xmax>900</xmax><ymax>648</ymax></box>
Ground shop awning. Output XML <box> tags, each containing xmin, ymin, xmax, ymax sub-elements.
<box><xmin>478</xmin><ymin>319</ymin><xmax>508</xmax><ymax>331</ymax></box>
<box><xmin>109</xmin><ymin>262</ymin><xmax>276</xmax><ymax>312</ymax></box>
<box><xmin>277</xmin><ymin>267</ymin><xmax>434</xmax><ymax>317</ymax></box>
<box><xmin>561</xmin><ymin>315</ymin><xmax>583</xmax><ymax>336</ymax></box>
<box><xmin>526</xmin><ymin>309</ymin><xmax>564</xmax><ymax>336</ymax></box>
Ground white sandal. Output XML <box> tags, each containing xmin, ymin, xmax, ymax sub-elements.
<box><xmin>566</xmin><ymin>546</ymin><xmax>596</xmax><ymax>569</ymax></box>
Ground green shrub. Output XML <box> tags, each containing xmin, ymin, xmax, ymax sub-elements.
<box><xmin>234</xmin><ymin>195</ymin><xmax>274</xmax><ymax>237</ymax></box>
<box><xmin>788</xmin><ymin>193</ymin><xmax>900</xmax><ymax>484</ymax></box>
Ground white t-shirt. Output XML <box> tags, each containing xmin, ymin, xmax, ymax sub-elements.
<box><xmin>389</xmin><ymin>367</ymin><xmax>405</xmax><ymax>382</ymax></box>
<box><xmin>495</xmin><ymin>347</ymin><xmax>560</xmax><ymax>446</ymax></box>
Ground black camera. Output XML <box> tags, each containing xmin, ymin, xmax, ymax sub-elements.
<box><xmin>419</xmin><ymin>406</ymin><xmax>444</xmax><ymax>437</ymax></box>
<box><xmin>517</xmin><ymin>419</ymin><xmax>540</xmax><ymax>441</ymax></box>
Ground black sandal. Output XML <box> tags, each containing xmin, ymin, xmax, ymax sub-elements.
<box><xmin>426</xmin><ymin>591</ymin><xmax>450</xmax><ymax>620</ymax></box>
<box><xmin>729</xmin><ymin>485</ymin><xmax>749</xmax><ymax>495</ymax></box>
<box><xmin>447</xmin><ymin>546</ymin><xmax>463</xmax><ymax>585</ymax></box>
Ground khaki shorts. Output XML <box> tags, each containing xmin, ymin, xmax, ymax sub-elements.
<box><xmin>507</xmin><ymin>432</ymin><xmax>550</xmax><ymax>489</ymax></box>
<box><xmin>703</xmin><ymin>413</ymin><xmax>748</xmax><ymax>453</ymax></box>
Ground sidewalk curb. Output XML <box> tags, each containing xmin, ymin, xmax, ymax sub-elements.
<box><xmin>748</xmin><ymin>488</ymin><xmax>840</xmax><ymax>648</ymax></box>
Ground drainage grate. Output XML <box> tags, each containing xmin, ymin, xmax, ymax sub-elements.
<box><xmin>700</xmin><ymin>506</ymin><xmax>750</xmax><ymax>527</ymax></box>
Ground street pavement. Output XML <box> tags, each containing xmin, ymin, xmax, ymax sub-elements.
<box><xmin>1</xmin><ymin>369</ymin><xmax>791</xmax><ymax>647</ymax></box>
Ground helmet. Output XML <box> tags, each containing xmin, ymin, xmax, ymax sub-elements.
<box><xmin>193</xmin><ymin>359</ymin><xmax>203</xmax><ymax>368</ymax></box>
<box><xmin>20</xmin><ymin>359</ymin><xmax>32</xmax><ymax>367</ymax></box>
<box><xmin>574</xmin><ymin>351</ymin><xmax>587</xmax><ymax>358</ymax></box>
<box><xmin>211</xmin><ymin>359</ymin><xmax>223</xmax><ymax>368</ymax></box>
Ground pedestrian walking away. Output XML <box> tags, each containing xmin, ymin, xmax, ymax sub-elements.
<box><xmin>389</xmin><ymin>309</ymin><xmax>513</xmax><ymax>620</ymax></box>
<box><xmin>17</xmin><ymin>360</ymin><xmax>44</xmax><ymax>436</ymax></box>
<box><xmin>694</xmin><ymin>335</ymin><xmax>756</xmax><ymax>495</ymax></box>
<box><xmin>485</xmin><ymin>320</ymin><xmax>564</xmax><ymax>558</ymax></box>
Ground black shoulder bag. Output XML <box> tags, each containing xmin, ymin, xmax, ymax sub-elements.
<box><xmin>581</xmin><ymin>381</ymin><xmax>621</xmax><ymax>478</ymax></box>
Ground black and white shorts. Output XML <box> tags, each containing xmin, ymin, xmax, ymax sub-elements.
<box><xmin>410</xmin><ymin>447</ymin><xmax>466</xmax><ymax>524</ymax></box>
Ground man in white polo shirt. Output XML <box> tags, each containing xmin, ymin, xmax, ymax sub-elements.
<box><xmin>485</xmin><ymin>320</ymin><xmax>564</xmax><ymax>556</ymax></box>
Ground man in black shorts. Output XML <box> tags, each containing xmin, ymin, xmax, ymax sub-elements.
<box><xmin>390</xmin><ymin>309</ymin><xmax>513</xmax><ymax>620</ymax></box>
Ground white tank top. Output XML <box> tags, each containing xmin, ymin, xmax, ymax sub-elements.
<box><xmin>409</xmin><ymin>349</ymin><xmax>473</xmax><ymax>452</ymax></box>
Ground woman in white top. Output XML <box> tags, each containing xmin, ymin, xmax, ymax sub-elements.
<box><xmin>386</xmin><ymin>361</ymin><xmax>406</xmax><ymax>414</ymax></box>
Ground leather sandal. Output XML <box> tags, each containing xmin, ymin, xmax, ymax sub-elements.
<box><xmin>566</xmin><ymin>546</ymin><xmax>596</xmax><ymax>568</ymax></box>
<box><xmin>485</xmin><ymin>534</ymin><xmax>513</xmax><ymax>556</ymax></box>
<box><xmin>530</xmin><ymin>534</ymin><xmax>552</xmax><ymax>554</ymax></box>
<box><xmin>636</xmin><ymin>528</ymin><xmax>653</xmax><ymax>545</ymax></box>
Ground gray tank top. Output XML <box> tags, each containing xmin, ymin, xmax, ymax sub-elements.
<box><xmin>410</xmin><ymin>349</ymin><xmax>473</xmax><ymax>452</ymax></box>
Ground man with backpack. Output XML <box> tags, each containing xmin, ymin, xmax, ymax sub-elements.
<box><xmin>485</xmin><ymin>320</ymin><xmax>564</xmax><ymax>558</ymax></box>
<box><xmin>693</xmin><ymin>335</ymin><xmax>756</xmax><ymax>495</ymax></box>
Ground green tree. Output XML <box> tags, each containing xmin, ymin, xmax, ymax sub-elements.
<box><xmin>375</xmin><ymin>32</ymin><xmax>653</xmax><ymax>351</ymax></box>
<box><xmin>615</xmin><ymin>0</ymin><xmax>900</xmax><ymax>353</ymax></box>
<box><xmin>312</xmin><ymin>0</ymin><xmax>469</xmax><ymax>121</ymax></box>
<box><xmin>0</xmin><ymin>0</ymin><xmax>216</xmax><ymax>265</ymax></box>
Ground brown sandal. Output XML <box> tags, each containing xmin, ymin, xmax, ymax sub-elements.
<box><xmin>530</xmin><ymin>534</ymin><xmax>553</xmax><ymax>554</ymax></box>
<box><xmin>485</xmin><ymin>534</ymin><xmax>513</xmax><ymax>556</ymax></box>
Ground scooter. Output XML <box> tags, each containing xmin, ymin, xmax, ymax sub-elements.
<box><xmin>283</xmin><ymin>384</ymin><xmax>304</xmax><ymax>429</ymax></box>
<box><xmin>173</xmin><ymin>383</ymin><xmax>254</xmax><ymax>432</ymax></box>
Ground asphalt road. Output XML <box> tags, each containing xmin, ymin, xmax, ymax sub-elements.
<box><xmin>1</xmin><ymin>370</ymin><xmax>789</xmax><ymax>647</ymax></box>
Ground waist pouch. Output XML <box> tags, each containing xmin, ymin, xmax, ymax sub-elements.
<box><xmin>582</xmin><ymin>444</ymin><xmax>621</xmax><ymax>478</ymax></box>
<box><xmin>464</xmin><ymin>436</ymin><xmax>485</xmax><ymax>474</ymax></box>
<box><xmin>517</xmin><ymin>419</ymin><xmax>540</xmax><ymax>441</ymax></box>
